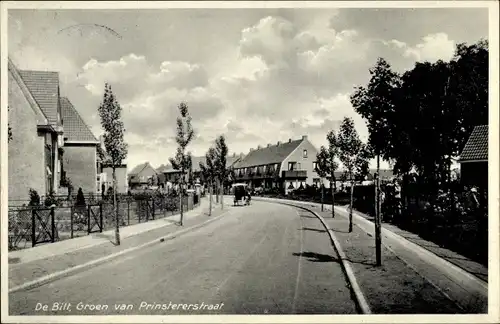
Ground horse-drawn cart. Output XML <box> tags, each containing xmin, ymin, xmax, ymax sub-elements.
<box><xmin>232</xmin><ymin>183</ymin><xmax>250</xmax><ymax>206</ymax></box>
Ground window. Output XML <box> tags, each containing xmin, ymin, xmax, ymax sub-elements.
<box><xmin>288</xmin><ymin>162</ymin><xmax>296</xmax><ymax>171</ymax></box>
<box><xmin>303</xmin><ymin>149</ymin><xmax>308</xmax><ymax>158</ymax></box>
<box><xmin>313</xmin><ymin>162</ymin><xmax>317</xmax><ymax>171</ymax></box>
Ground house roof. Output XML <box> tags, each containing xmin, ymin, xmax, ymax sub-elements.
<box><xmin>129</xmin><ymin>162</ymin><xmax>157</xmax><ymax>176</ymax></box>
<box><xmin>60</xmin><ymin>97</ymin><xmax>98</xmax><ymax>142</ymax></box>
<box><xmin>234</xmin><ymin>139</ymin><xmax>303</xmax><ymax>169</ymax></box>
<box><xmin>18</xmin><ymin>70</ymin><xmax>60</xmax><ymax>125</ymax></box>
<box><xmin>8</xmin><ymin>58</ymin><xmax>51</xmax><ymax>126</ymax></box>
<box><xmin>227</xmin><ymin>154</ymin><xmax>245</xmax><ymax>168</ymax></box>
<box><xmin>459</xmin><ymin>125</ymin><xmax>488</xmax><ymax>162</ymax></box>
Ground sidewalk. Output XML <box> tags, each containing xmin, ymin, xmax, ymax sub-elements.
<box><xmin>254</xmin><ymin>197</ymin><xmax>488</xmax><ymax>314</ymax></box>
<box><xmin>9</xmin><ymin>197</ymin><xmax>231</xmax><ymax>290</ymax></box>
<box><xmin>318</xmin><ymin>208</ymin><xmax>464</xmax><ymax>314</ymax></box>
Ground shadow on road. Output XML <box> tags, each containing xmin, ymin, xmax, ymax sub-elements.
<box><xmin>300</xmin><ymin>227</ymin><xmax>327</xmax><ymax>233</ymax></box>
<box><xmin>94</xmin><ymin>232</ymin><xmax>119</xmax><ymax>246</ymax></box>
<box><xmin>293</xmin><ymin>251</ymin><xmax>340</xmax><ymax>263</ymax></box>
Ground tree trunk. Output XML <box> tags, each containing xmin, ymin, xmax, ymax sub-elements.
<box><xmin>113</xmin><ymin>167</ymin><xmax>120</xmax><ymax>245</ymax></box>
<box><xmin>375</xmin><ymin>155</ymin><xmax>382</xmax><ymax>266</ymax></box>
<box><xmin>209</xmin><ymin>179</ymin><xmax>213</xmax><ymax>216</ymax></box>
<box><xmin>349</xmin><ymin>180</ymin><xmax>354</xmax><ymax>233</ymax></box>
<box><xmin>215</xmin><ymin>179</ymin><xmax>220</xmax><ymax>203</ymax></box>
<box><xmin>321</xmin><ymin>181</ymin><xmax>324</xmax><ymax>212</ymax></box>
<box><xmin>180</xmin><ymin>172</ymin><xmax>184</xmax><ymax>226</ymax></box>
<box><xmin>330</xmin><ymin>180</ymin><xmax>335</xmax><ymax>218</ymax></box>
<box><xmin>220</xmin><ymin>178</ymin><xmax>224</xmax><ymax>210</ymax></box>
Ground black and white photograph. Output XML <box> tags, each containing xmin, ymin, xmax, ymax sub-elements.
<box><xmin>1</xmin><ymin>1</ymin><xmax>498</xmax><ymax>323</ymax></box>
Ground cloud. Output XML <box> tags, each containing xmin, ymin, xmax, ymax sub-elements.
<box><xmin>404</xmin><ymin>33</ymin><xmax>456</xmax><ymax>63</ymax></box>
<box><xmin>9</xmin><ymin>9</ymin><xmax>485</xmax><ymax>170</ymax></box>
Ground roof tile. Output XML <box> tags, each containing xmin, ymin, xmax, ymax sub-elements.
<box><xmin>234</xmin><ymin>139</ymin><xmax>302</xmax><ymax>168</ymax></box>
<box><xmin>460</xmin><ymin>125</ymin><xmax>488</xmax><ymax>162</ymax></box>
<box><xmin>60</xmin><ymin>97</ymin><xmax>98</xmax><ymax>142</ymax></box>
<box><xmin>18</xmin><ymin>70</ymin><xmax>60</xmax><ymax>125</ymax></box>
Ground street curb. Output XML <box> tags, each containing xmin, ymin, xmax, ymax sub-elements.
<box><xmin>256</xmin><ymin>197</ymin><xmax>488</xmax><ymax>292</ymax></box>
<box><xmin>258</xmin><ymin>199</ymin><xmax>372</xmax><ymax>314</ymax></box>
<box><xmin>344</xmin><ymin>207</ymin><xmax>488</xmax><ymax>292</ymax></box>
<box><xmin>9</xmin><ymin>209</ymin><xmax>230</xmax><ymax>294</ymax></box>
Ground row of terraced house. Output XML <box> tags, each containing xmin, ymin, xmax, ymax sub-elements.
<box><xmin>127</xmin><ymin>135</ymin><xmax>397</xmax><ymax>195</ymax></box>
<box><xmin>7</xmin><ymin>57</ymin><xmax>128</xmax><ymax>206</ymax></box>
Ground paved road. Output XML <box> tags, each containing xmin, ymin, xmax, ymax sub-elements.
<box><xmin>10</xmin><ymin>201</ymin><xmax>357</xmax><ymax>315</ymax></box>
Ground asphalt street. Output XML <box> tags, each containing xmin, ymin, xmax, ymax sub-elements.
<box><xmin>9</xmin><ymin>200</ymin><xmax>358</xmax><ymax>315</ymax></box>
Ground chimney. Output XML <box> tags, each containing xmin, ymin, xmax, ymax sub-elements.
<box><xmin>267</xmin><ymin>143</ymin><xmax>271</xmax><ymax>147</ymax></box>
<box><xmin>302</xmin><ymin>135</ymin><xmax>308</xmax><ymax>140</ymax></box>
<box><xmin>257</xmin><ymin>145</ymin><xmax>261</xmax><ymax>149</ymax></box>
<box><xmin>277</xmin><ymin>141</ymin><xmax>281</xmax><ymax>146</ymax></box>
<box><xmin>288</xmin><ymin>138</ymin><xmax>292</xmax><ymax>143</ymax></box>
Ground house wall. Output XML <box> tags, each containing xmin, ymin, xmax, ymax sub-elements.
<box><xmin>63</xmin><ymin>145</ymin><xmax>97</xmax><ymax>194</ymax></box>
<box><xmin>138</xmin><ymin>165</ymin><xmax>158</xmax><ymax>182</ymax></box>
<box><xmin>8</xmin><ymin>70</ymin><xmax>47</xmax><ymax>203</ymax></box>
<box><xmin>103</xmin><ymin>166</ymin><xmax>128</xmax><ymax>193</ymax></box>
<box><xmin>281</xmin><ymin>139</ymin><xmax>321</xmax><ymax>193</ymax></box>
<box><xmin>460</xmin><ymin>161</ymin><xmax>488</xmax><ymax>190</ymax></box>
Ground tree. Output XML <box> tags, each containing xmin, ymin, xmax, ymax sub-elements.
<box><xmin>215</xmin><ymin>135</ymin><xmax>229</xmax><ymax>210</ymax></box>
<box><xmin>169</xmin><ymin>102</ymin><xmax>195</xmax><ymax>226</ymax></box>
<box><xmin>98</xmin><ymin>83</ymin><xmax>128</xmax><ymax>245</ymax></box>
<box><xmin>350</xmin><ymin>57</ymin><xmax>401</xmax><ymax>265</ymax></box>
<box><xmin>316</xmin><ymin>130</ymin><xmax>340</xmax><ymax>216</ymax></box>
<box><xmin>199</xmin><ymin>147</ymin><xmax>217</xmax><ymax>216</ymax></box>
<box><xmin>337</xmin><ymin>117</ymin><xmax>369</xmax><ymax>233</ymax></box>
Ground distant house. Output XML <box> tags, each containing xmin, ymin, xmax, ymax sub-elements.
<box><xmin>459</xmin><ymin>125</ymin><xmax>488</xmax><ymax>190</ymax></box>
<box><xmin>96</xmin><ymin>136</ymin><xmax>128</xmax><ymax>195</ymax></box>
<box><xmin>232</xmin><ymin>135</ymin><xmax>321</xmax><ymax>194</ymax></box>
<box><xmin>128</xmin><ymin>162</ymin><xmax>158</xmax><ymax>189</ymax></box>
<box><xmin>160</xmin><ymin>153</ymin><xmax>246</xmax><ymax>187</ymax></box>
<box><xmin>101</xmin><ymin>164</ymin><xmax>128</xmax><ymax>194</ymax></box>
<box><xmin>156</xmin><ymin>164</ymin><xmax>183</xmax><ymax>188</ymax></box>
<box><xmin>8</xmin><ymin>58</ymin><xmax>64</xmax><ymax>203</ymax></box>
<box><xmin>60</xmin><ymin>97</ymin><xmax>99</xmax><ymax>194</ymax></box>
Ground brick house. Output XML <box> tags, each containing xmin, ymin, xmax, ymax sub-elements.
<box><xmin>233</xmin><ymin>135</ymin><xmax>321</xmax><ymax>194</ymax></box>
<box><xmin>459</xmin><ymin>125</ymin><xmax>488</xmax><ymax>190</ymax></box>
<box><xmin>8</xmin><ymin>59</ymin><xmax>64</xmax><ymax>203</ymax></box>
<box><xmin>59</xmin><ymin>97</ymin><xmax>99</xmax><ymax>194</ymax></box>
<box><xmin>128</xmin><ymin>162</ymin><xmax>158</xmax><ymax>189</ymax></box>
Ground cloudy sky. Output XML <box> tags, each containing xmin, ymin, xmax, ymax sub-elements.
<box><xmin>8</xmin><ymin>6</ymin><xmax>489</xmax><ymax>170</ymax></box>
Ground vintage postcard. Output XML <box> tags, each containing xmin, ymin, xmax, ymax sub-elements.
<box><xmin>1</xmin><ymin>1</ymin><xmax>499</xmax><ymax>323</ymax></box>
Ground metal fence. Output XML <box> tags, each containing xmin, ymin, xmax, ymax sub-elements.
<box><xmin>8</xmin><ymin>194</ymin><xmax>199</xmax><ymax>251</ymax></box>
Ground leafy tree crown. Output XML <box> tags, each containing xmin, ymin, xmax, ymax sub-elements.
<box><xmin>98</xmin><ymin>83</ymin><xmax>128</xmax><ymax>167</ymax></box>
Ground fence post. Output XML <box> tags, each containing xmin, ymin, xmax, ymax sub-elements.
<box><xmin>139</xmin><ymin>200</ymin><xmax>143</xmax><ymax>223</ymax></box>
<box><xmin>51</xmin><ymin>207</ymin><xmax>55</xmax><ymax>243</ymax></box>
<box><xmin>100</xmin><ymin>203</ymin><xmax>103</xmax><ymax>231</ymax></box>
<box><xmin>87</xmin><ymin>205</ymin><xmax>91</xmax><ymax>234</ymax></box>
<box><xmin>32</xmin><ymin>209</ymin><xmax>36</xmax><ymax>247</ymax></box>
<box><xmin>127</xmin><ymin>200</ymin><xmax>130</xmax><ymax>226</ymax></box>
<box><xmin>70</xmin><ymin>207</ymin><xmax>74</xmax><ymax>239</ymax></box>
<box><xmin>152</xmin><ymin>197</ymin><xmax>155</xmax><ymax>220</ymax></box>
<box><xmin>100</xmin><ymin>204</ymin><xmax>103</xmax><ymax>233</ymax></box>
